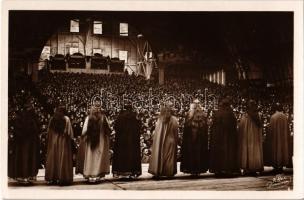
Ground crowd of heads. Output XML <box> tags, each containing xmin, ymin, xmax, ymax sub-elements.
<box><xmin>8</xmin><ymin>72</ymin><xmax>294</xmax><ymax>166</ymax></box>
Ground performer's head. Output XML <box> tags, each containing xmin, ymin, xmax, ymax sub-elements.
<box><xmin>54</xmin><ymin>105</ymin><xmax>66</xmax><ymax>117</ymax></box>
<box><xmin>24</xmin><ymin>97</ymin><xmax>34</xmax><ymax>111</ymax></box>
<box><xmin>89</xmin><ymin>105</ymin><xmax>102</xmax><ymax>120</ymax></box>
<box><xmin>247</xmin><ymin>99</ymin><xmax>262</xmax><ymax>127</ymax></box>
<box><xmin>125</xmin><ymin>104</ymin><xmax>133</xmax><ymax>111</ymax></box>
<box><xmin>273</xmin><ymin>102</ymin><xmax>283</xmax><ymax>112</ymax></box>
<box><xmin>190</xmin><ymin>99</ymin><xmax>201</xmax><ymax>110</ymax></box>
<box><xmin>189</xmin><ymin>99</ymin><xmax>203</xmax><ymax>119</ymax></box>
<box><xmin>219</xmin><ymin>98</ymin><xmax>231</xmax><ymax>110</ymax></box>
<box><xmin>160</xmin><ymin>101</ymin><xmax>173</xmax><ymax>123</ymax></box>
<box><xmin>87</xmin><ymin>105</ymin><xmax>103</xmax><ymax>150</ymax></box>
<box><xmin>247</xmin><ymin>99</ymin><xmax>258</xmax><ymax>112</ymax></box>
<box><xmin>49</xmin><ymin>105</ymin><xmax>66</xmax><ymax>135</ymax></box>
<box><xmin>123</xmin><ymin>99</ymin><xmax>133</xmax><ymax>111</ymax></box>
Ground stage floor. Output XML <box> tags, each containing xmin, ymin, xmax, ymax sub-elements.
<box><xmin>8</xmin><ymin>163</ymin><xmax>293</xmax><ymax>191</ymax></box>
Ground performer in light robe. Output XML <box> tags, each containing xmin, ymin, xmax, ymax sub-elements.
<box><xmin>265</xmin><ymin>103</ymin><xmax>291</xmax><ymax>173</ymax></box>
<box><xmin>45</xmin><ymin>106</ymin><xmax>74</xmax><ymax>185</ymax></box>
<box><xmin>148</xmin><ymin>102</ymin><xmax>179</xmax><ymax>178</ymax></box>
<box><xmin>81</xmin><ymin>106</ymin><xmax>111</xmax><ymax>183</ymax></box>
<box><xmin>238</xmin><ymin>100</ymin><xmax>264</xmax><ymax>176</ymax></box>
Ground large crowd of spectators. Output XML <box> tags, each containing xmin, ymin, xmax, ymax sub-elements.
<box><xmin>8</xmin><ymin>72</ymin><xmax>293</xmax><ymax>167</ymax></box>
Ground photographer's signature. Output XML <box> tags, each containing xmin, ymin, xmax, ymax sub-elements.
<box><xmin>266</xmin><ymin>174</ymin><xmax>292</xmax><ymax>190</ymax></box>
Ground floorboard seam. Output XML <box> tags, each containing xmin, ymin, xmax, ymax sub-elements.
<box><xmin>106</xmin><ymin>180</ymin><xmax>126</xmax><ymax>190</ymax></box>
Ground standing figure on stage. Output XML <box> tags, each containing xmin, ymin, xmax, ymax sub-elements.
<box><xmin>112</xmin><ymin>102</ymin><xmax>142</xmax><ymax>179</ymax></box>
<box><xmin>180</xmin><ymin>99</ymin><xmax>209</xmax><ymax>176</ymax></box>
<box><xmin>9</xmin><ymin>98</ymin><xmax>40</xmax><ymax>184</ymax></box>
<box><xmin>266</xmin><ymin>103</ymin><xmax>291</xmax><ymax>173</ymax></box>
<box><xmin>148</xmin><ymin>102</ymin><xmax>179</xmax><ymax>179</ymax></box>
<box><xmin>81</xmin><ymin>106</ymin><xmax>111</xmax><ymax>182</ymax></box>
<box><xmin>238</xmin><ymin>100</ymin><xmax>264</xmax><ymax>176</ymax></box>
<box><xmin>45</xmin><ymin>106</ymin><xmax>74</xmax><ymax>185</ymax></box>
<box><xmin>209</xmin><ymin>98</ymin><xmax>239</xmax><ymax>177</ymax></box>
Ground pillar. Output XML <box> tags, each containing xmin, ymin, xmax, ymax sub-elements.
<box><xmin>222</xmin><ymin>69</ymin><xmax>226</xmax><ymax>86</ymax></box>
<box><xmin>86</xmin><ymin>56</ymin><xmax>91</xmax><ymax>70</ymax></box>
<box><xmin>27</xmin><ymin>60</ymin><xmax>32</xmax><ymax>75</ymax></box>
<box><xmin>32</xmin><ymin>62</ymin><xmax>39</xmax><ymax>82</ymax></box>
<box><xmin>223</xmin><ymin>70</ymin><xmax>226</xmax><ymax>85</ymax></box>
<box><xmin>159</xmin><ymin>64</ymin><xmax>165</xmax><ymax>85</ymax></box>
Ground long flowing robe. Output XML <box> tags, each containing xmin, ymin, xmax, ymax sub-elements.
<box><xmin>82</xmin><ymin>115</ymin><xmax>111</xmax><ymax>178</ymax></box>
<box><xmin>112</xmin><ymin>110</ymin><xmax>142</xmax><ymax>176</ymax></box>
<box><xmin>9</xmin><ymin>109</ymin><xmax>40</xmax><ymax>179</ymax></box>
<box><xmin>238</xmin><ymin>114</ymin><xmax>264</xmax><ymax>172</ymax></box>
<box><xmin>180</xmin><ymin>110</ymin><xmax>209</xmax><ymax>174</ymax></box>
<box><xmin>265</xmin><ymin>111</ymin><xmax>290</xmax><ymax>168</ymax></box>
<box><xmin>148</xmin><ymin>116</ymin><xmax>179</xmax><ymax>177</ymax></box>
<box><xmin>209</xmin><ymin>108</ymin><xmax>239</xmax><ymax>174</ymax></box>
<box><xmin>45</xmin><ymin>116</ymin><xmax>74</xmax><ymax>183</ymax></box>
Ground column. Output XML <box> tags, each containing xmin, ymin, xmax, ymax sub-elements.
<box><xmin>32</xmin><ymin>62</ymin><xmax>39</xmax><ymax>82</ymax></box>
<box><xmin>222</xmin><ymin>69</ymin><xmax>226</xmax><ymax>86</ymax></box>
<box><xmin>159</xmin><ymin>64</ymin><xmax>165</xmax><ymax>85</ymax></box>
<box><xmin>27</xmin><ymin>60</ymin><xmax>32</xmax><ymax>75</ymax></box>
<box><xmin>85</xmin><ymin>56</ymin><xmax>91</xmax><ymax>73</ymax></box>
<box><xmin>220</xmin><ymin>70</ymin><xmax>223</xmax><ymax>85</ymax></box>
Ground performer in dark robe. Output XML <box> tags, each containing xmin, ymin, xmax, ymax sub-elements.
<box><xmin>45</xmin><ymin>106</ymin><xmax>74</xmax><ymax>185</ymax></box>
<box><xmin>180</xmin><ymin>99</ymin><xmax>208</xmax><ymax>176</ymax></box>
<box><xmin>265</xmin><ymin>103</ymin><xmax>291</xmax><ymax>173</ymax></box>
<box><xmin>112</xmin><ymin>103</ymin><xmax>142</xmax><ymax>179</ymax></box>
<box><xmin>209</xmin><ymin>98</ymin><xmax>239</xmax><ymax>177</ymax></box>
<box><xmin>79</xmin><ymin>106</ymin><xmax>111</xmax><ymax>183</ymax></box>
<box><xmin>148</xmin><ymin>102</ymin><xmax>179</xmax><ymax>178</ymax></box>
<box><xmin>238</xmin><ymin>100</ymin><xmax>264</xmax><ymax>176</ymax></box>
<box><xmin>9</xmin><ymin>98</ymin><xmax>40</xmax><ymax>184</ymax></box>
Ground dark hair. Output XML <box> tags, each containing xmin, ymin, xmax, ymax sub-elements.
<box><xmin>49</xmin><ymin>106</ymin><xmax>66</xmax><ymax>135</ymax></box>
<box><xmin>160</xmin><ymin>103</ymin><xmax>172</xmax><ymax>123</ymax></box>
<box><xmin>220</xmin><ymin>98</ymin><xmax>231</xmax><ymax>110</ymax></box>
<box><xmin>124</xmin><ymin>104</ymin><xmax>133</xmax><ymax>111</ymax></box>
<box><xmin>247</xmin><ymin>100</ymin><xmax>262</xmax><ymax>128</ymax></box>
<box><xmin>273</xmin><ymin>102</ymin><xmax>283</xmax><ymax>112</ymax></box>
<box><xmin>86</xmin><ymin>107</ymin><xmax>103</xmax><ymax>150</ymax></box>
<box><xmin>86</xmin><ymin>115</ymin><xmax>101</xmax><ymax>150</ymax></box>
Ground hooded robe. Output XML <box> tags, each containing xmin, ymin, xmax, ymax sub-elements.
<box><xmin>209</xmin><ymin>107</ymin><xmax>239</xmax><ymax>174</ymax></box>
<box><xmin>148</xmin><ymin>116</ymin><xmax>179</xmax><ymax>177</ymax></box>
<box><xmin>112</xmin><ymin>109</ymin><xmax>142</xmax><ymax>176</ymax></box>
<box><xmin>238</xmin><ymin>114</ymin><xmax>264</xmax><ymax>172</ymax></box>
<box><xmin>9</xmin><ymin>109</ymin><xmax>40</xmax><ymax>179</ymax></box>
<box><xmin>180</xmin><ymin>109</ymin><xmax>209</xmax><ymax>174</ymax></box>
<box><xmin>45</xmin><ymin>116</ymin><xmax>74</xmax><ymax>184</ymax></box>
<box><xmin>265</xmin><ymin>111</ymin><xmax>290</xmax><ymax>168</ymax></box>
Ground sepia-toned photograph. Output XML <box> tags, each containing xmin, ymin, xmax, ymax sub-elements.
<box><xmin>1</xmin><ymin>0</ymin><xmax>303</xmax><ymax>199</ymax></box>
